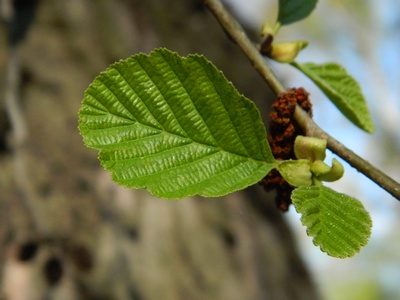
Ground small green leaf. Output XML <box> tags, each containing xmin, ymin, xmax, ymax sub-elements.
<box><xmin>267</xmin><ymin>41</ymin><xmax>308</xmax><ymax>63</ymax></box>
<box><xmin>277</xmin><ymin>0</ymin><xmax>318</xmax><ymax>26</ymax></box>
<box><xmin>79</xmin><ymin>48</ymin><xmax>276</xmax><ymax>199</ymax></box>
<box><xmin>292</xmin><ymin>62</ymin><xmax>375</xmax><ymax>133</ymax></box>
<box><xmin>294</xmin><ymin>136</ymin><xmax>326</xmax><ymax>161</ymax></box>
<box><xmin>310</xmin><ymin>160</ymin><xmax>331</xmax><ymax>176</ymax></box>
<box><xmin>277</xmin><ymin>159</ymin><xmax>312</xmax><ymax>187</ymax></box>
<box><xmin>317</xmin><ymin>158</ymin><xmax>344</xmax><ymax>182</ymax></box>
<box><xmin>291</xmin><ymin>186</ymin><xmax>372</xmax><ymax>258</ymax></box>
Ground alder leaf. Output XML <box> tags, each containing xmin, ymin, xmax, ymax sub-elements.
<box><xmin>79</xmin><ymin>48</ymin><xmax>277</xmax><ymax>199</ymax></box>
<box><xmin>277</xmin><ymin>0</ymin><xmax>318</xmax><ymax>26</ymax></box>
<box><xmin>277</xmin><ymin>159</ymin><xmax>312</xmax><ymax>187</ymax></box>
<box><xmin>291</xmin><ymin>186</ymin><xmax>372</xmax><ymax>258</ymax></box>
<box><xmin>292</xmin><ymin>62</ymin><xmax>375</xmax><ymax>133</ymax></box>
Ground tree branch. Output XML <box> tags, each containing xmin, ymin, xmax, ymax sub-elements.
<box><xmin>203</xmin><ymin>0</ymin><xmax>400</xmax><ymax>201</ymax></box>
<box><xmin>203</xmin><ymin>0</ymin><xmax>285</xmax><ymax>95</ymax></box>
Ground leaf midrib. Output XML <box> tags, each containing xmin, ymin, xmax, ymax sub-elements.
<box><xmin>116</xmin><ymin>148</ymin><xmax>269</xmax><ymax>194</ymax></box>
<box><xmin>135</xmin><ymin>52</ymin><xmax>254</xmax><ymax>159</ymax></box>
<box><xmin>100</xmin><ymin>124</ymin><xmax>270</xmax><ymax>164</ymax></box>
<box><xmin>92</xmin><ymin>58</ymin><xmax>268</xmax><ymax>161</ymax></box>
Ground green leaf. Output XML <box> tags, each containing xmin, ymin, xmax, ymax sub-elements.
<box><xmin>277</xmin><ymin>160</ymin><xmax>312</xmax><ymax>187</ymax></box>
<box><xmin>294</xmin><ymin>136</ymin><xmax>326</xmax><ymax>161</ymax></box>
<box><xmin>292</xmin><ymin>62</ymin><xmax>375</xmax><ymax>133</ymax></box>
<box><xmin>79</xmin><ymin>48</ymin><xmax>276</xmax><ymax>199</ymax></box>
<box><xmin>277</xmin><ymin>0</ymin><xmax>318</xmax><ymax>26</ymax></box>
<box><xmin>291</xmin><ymin>186</ymin><xmax>372</xmax><ymax>258</ymax></box>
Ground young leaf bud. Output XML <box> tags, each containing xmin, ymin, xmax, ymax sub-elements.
<box><xmin>261</xmin><ymin>22</ymin><xmax>275</xmax><ymax>37</ymax></box>
<box><xmin>318</xmin><ymin>158</ymin><xmax>345</xmax><ymax>182</ymax></box>
<box><xmin>294</xmin><ymin>136</ymin><xmax>327</xmax><ymax>162</ymax></box>
<box><xmin>259</xmin><ymin>22</ymin><xmax>279</xmax><ymax>54</ymax></box>
<box><xmin>310</xmin><ymin>160</ymin><xmax>331</xmax><ymax>176</ymax></box>
<box><xmin>267</xmin><ymin>41</ymin><xmax>308</xmax><ymax>63</ymax></box>
<box><xmin>277</xmin><ymin>159</ymin><xmax>312</xmax><ymax>187</ymax></box>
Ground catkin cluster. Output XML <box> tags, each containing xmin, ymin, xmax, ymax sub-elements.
<box><xmin>260</xmin><ymin>87</ymin><xmax>313</xmax><ymax>211</ymax></box>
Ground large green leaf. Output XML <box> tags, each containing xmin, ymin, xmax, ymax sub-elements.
<box><xmin>278</xmin><ymin>0</ymin><xmax>318</xmax><ymax>26</ymax></box>
<box><xmin>292</xmin><ymin>62</ymin><xmax>375</xmax><ymax>133</ymax></box>
<box><xmin>79</xmin><ymin>48</ymin><xmax>276</xmax><ymax>199</ymax></box>
<box><xmin>291</xmin><ymin>186</ymin><xmax>372</xmax><ymax>258</ymax></box>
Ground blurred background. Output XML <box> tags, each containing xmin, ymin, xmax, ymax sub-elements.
<box><xmin>0</xmin><ymin>0</ymin><xmax>399</xmax><ymax>299</ymax></box>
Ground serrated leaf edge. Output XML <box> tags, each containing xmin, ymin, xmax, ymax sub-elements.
<box><xmin>292</xmin><ymin>186</ymin><xmax>372</xmax><ymax>258</ymax></box>
<box><xmin>78</xmin><ymin>48</ymin><xmax>277</xmax><ymax>199</ymax></box>
<box><xmin>291</xmin><ymin>61</ymin><xmax>375</xmax><ymax>133</ymax></box>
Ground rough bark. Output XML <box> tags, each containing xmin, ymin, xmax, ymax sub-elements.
<box><xmin>0</xmin><ymin>0</ymin><xmax>320</xmax><ymax>299</ymax></box>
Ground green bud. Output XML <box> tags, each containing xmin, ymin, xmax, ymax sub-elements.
<box><xmin>267</xmin><ymin>40</ymin><xmax>308</xmax><ymax>63</ymax></box>
<box><xmin>277</xmin><ymin>159</ymin><xmax>312</xmax><ymax>187</ymax></box>
<box><xmin>261</xmin><ymin>22</ymin><xmax>275</xmax><ymax>37</ymax></box>
<box><xmin>294</xmin><ymin>136</ymin><xmax>327</xmax><ymax>162</ymax></box>
<box><xmin>310</xmin><ymin>160</ymin><xmax>331</xmax><ymax>176</ymax></box>
<box><xmin>318</xmin><ymin>158</ymin><xmax>345</xmax><ymax>182</ymax></box>
<box><xmin>261</xmin><ymin>22</ymin><xmax>281</xmax><ymax>37</ymax></box>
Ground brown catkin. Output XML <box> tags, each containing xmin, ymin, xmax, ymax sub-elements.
<box><xmin>260</xmin><ymin>87</ymin><xmax>312</xmax><ymax>211</ymax></box>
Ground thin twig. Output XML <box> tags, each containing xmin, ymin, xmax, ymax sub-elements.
<box><xmin>203</xmin><ymin>0</ymin><xmax>285</xmax><ymax>95</ymax></box>
<box><xmin>203</xmin><ymin>0</ymin><xmax>400</xmax><ymax>201</ymax></box>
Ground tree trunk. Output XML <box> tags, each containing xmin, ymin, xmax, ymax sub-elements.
<box><xmin>0</xmin><ymin>0</ymin><xmax>320</xmax><ymax>299</ymax></box>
